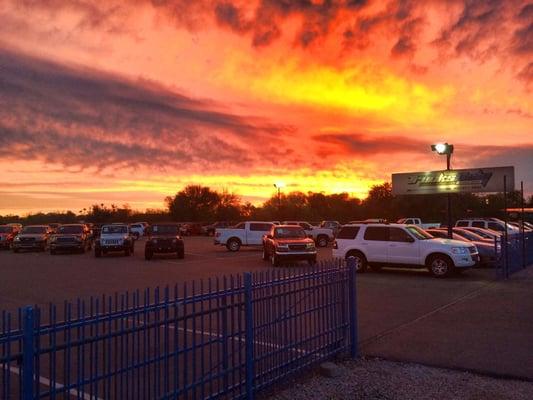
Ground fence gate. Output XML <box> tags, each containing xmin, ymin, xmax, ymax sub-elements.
<box><xmin>1</xmin><ymin>260</ymin><xmax>358</xmax><ymax>400</ymax></box>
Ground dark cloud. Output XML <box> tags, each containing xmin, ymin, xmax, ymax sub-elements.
<box><xmin>214</xmin><ymin>1</ymin><xmax>250</xmax><ymax>33</ymax></box>
<box><xmin>314</xmin><ymin>133</ymin><xmax>428</xmax><ymax>155</ymax></box>
<box><xmin>0</xmin><ymin>47</ymin><xmax>293</xmax><ymax>173</ymax></box>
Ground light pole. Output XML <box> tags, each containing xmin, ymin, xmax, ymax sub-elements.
<box><xmin>273</xmin><ymin>182</ymin><xmax>285</xmax><ymax>219</ymax></box>
<box><xmin>431</xmin><ymin>143</ymin><xmax>454</xmax><ymax>239</ymax></box>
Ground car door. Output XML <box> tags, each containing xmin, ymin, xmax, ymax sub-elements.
<box><xmin>361</xmin><ymin>227</ymin><xmax>389</xmax><ymax>262</ymax></box>
<box><xmin>387</xmin><ymin>227</ymin><xmax>419</xmax><ymax>265</ymax></box>
<box><xmin>248</xmin><ymin>223</ymin><xmax>272</xmax><ymax>245</ymax></box>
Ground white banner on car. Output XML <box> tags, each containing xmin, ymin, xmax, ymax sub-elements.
<box><xmin>392</xmin><ymin>166</ymin><xmax>515</xmax><ymax>195</ymax></box>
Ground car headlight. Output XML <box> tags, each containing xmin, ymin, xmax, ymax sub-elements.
<box><xmin>14</xmin><ymin>236</ymin><xmax>20</xmax><ymax>242</ymax></box>
<box><xmin>306</xmin><ymin>243</ymin><xmax>315</xmax><ymax>249</ymax></box>
<box><xmin>50</xmin><ymin>237</ymin><xmax>57</xmax><ymax>243</ymax></box>
<box><xmin>451</xmin><ymin>247</ymin><xmax>468</xmax><ymax>254</ymax></box>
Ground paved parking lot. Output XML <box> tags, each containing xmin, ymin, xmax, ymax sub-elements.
<box><xmin>1</xmin><ymin>236</ymin><xmax>531</xmax><ymax>381</ymax></box>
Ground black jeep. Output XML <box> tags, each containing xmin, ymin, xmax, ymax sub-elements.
<box><xmin>145</xmin><ymin>223</ymin><xmax>185</xmax><ymax>260</ymax></box>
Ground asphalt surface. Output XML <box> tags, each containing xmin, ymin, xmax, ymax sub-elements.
<box><xmin>1</xmin><ymin>236</ymin><xmax>531</xmax><ymax>388</ymax></box>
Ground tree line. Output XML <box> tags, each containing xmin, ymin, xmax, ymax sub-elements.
<box><xmin>1</xmin><ymin>183</ymin><xmax>532</xmax><ymax>226</ymax></box>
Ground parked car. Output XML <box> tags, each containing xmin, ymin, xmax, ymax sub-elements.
<box><xmin>319</xmin><ymin>221</ymin><xmax>341</xmax><ymax>236</ymax></box>
<box><xmin>6</xmin><ymin>223</ymin><xmax>23</xmax><ymax>231</ymax></box>
<box><xmin>282</xmin><ymin>221</ymin><xmax>334</xmax><ymax>247</ymax></box>
<box><xmin>203</xmin><ymin>221</ymin><xmax>233</xmax><ymax>236</ymax></box>
<box><xmin>425</xmin><ymin>228</ymin><xmax>496</xmax><ymax>267</ymax></box>
<box><xmin>215</xmin><ymin>221</ymin><xmax>274</xmax><ymax>251</ymax></box>
<box><xmin>262</xmin><ymin>225</ymin><xmax>317</xmax><ymax>267</ymax></box>
<box><xmin>180</xmin><ymin>222</ymin><xmax>205</xmax><ymax>236</ymax></box>
<box><xmin>144</xmin><ymin>223</ymin><xmax>184</xmax><ymax>260</ymax></box>
<box><xmin>95</xmin><ymin>224</ymin><xmax>134</xmax><ymax>257</ymax></box>
<box><xmin>450</xmin><ymin>227</ymin><xmax>494</xmax><ymax>243</ymax></box>
<box><xmin>12</xmin><ymin>225</ymin><xmax>52</xmax><ymax>252</ymax></box>
<box><xmin>461</xmin><ymin>226</ymin><xmax>502</xmax><ymax>241</ymax></box>
<box><xmin>333</xmin><ymin>223</ymin><xmax>479</xmax><ymax>278</ymax></box>
<box><xmin>49</xmin><ymin>224</ymin><xmax>92</xmax><ymax>254</ymax></box>
<box><xmin>0</xmin><ymin>225</ymin><xmax>19</xmax><ymax>249</ymax></box>
<box><xmin>129</xmin><ymin>223</ymin><xmax>145</xmax><ymax>239</ymax></box>
<box><xmin>455</xmin><ymin>218</ymin><xmax>519</xmax><ymax>234</ymax></box>
<box><xmin>507</xmin><ymin>221</ymin><xmax>533</xmax><ymax>232</ymax></box>
<box><xmin>396</xmin><ymin>218</ymin><xmax>440</xmax><ymax>229</ymax></box>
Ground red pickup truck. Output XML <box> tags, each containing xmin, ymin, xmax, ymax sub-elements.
<box><xmin>262</xmin><ymin>225</ymin><xmax>317</xmax><ymax>267</ymax></box>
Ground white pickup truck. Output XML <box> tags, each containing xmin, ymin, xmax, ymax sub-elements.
<box><xmin>397</xmin><ymin>218</ymin><xmax>440</xmax><ymax>229</ymax></box>
<box><xmin>214</xmin><ymin>221</ymin><xmax>274</xmax><ymax>251</ymax></box>
<box><xmin>282</xmin><ymin>221</ymin><xmax>334</xmax><ymax>247</ymax></box>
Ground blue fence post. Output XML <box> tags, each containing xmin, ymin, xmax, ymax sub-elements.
<box><xmin>243</xmin><ymin>272</ymin><xmax>255</xmax><ymax>400</ymax></box>
<box><xmin>347</xmin><ymin>257</ymin><xmax>358</xmax><ymax>358</ymax></box>
<box><xmin>22</xmin><ymin>306</ymin><xmax>35</xmax><ymax>400</ymax></box>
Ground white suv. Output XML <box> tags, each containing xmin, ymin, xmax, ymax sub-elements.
<box><xmin>332</xmin><ymin>224</ymin><xmax>479</xmax><ymax>278</ymax></box>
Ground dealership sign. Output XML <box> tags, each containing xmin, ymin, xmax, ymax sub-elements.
<box><xmin>392</xmin><ymin>166</ymin><xmax>515</xmax><ymax>195</ymax></box>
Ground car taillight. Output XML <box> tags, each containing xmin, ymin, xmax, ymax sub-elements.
<box><xmin>333</xmin><ymin>240</ymin><xmax>338</xmax><ymax>249</ymax></box>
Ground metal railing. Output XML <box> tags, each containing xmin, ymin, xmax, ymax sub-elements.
<box><xmin>1</xmin><ymin>259</ymin><xmax>358</xmax><ymax>399</ymax></box>
<box><xmin>495</xmin><ymin>232</ymin><xmax>533</xmax><ymax>279</ymax></box>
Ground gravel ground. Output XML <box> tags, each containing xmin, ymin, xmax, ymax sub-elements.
<box><xmin>267</xmin><ymin>357</ymin><xmax>533</xmax><ymax>400</ymax></box>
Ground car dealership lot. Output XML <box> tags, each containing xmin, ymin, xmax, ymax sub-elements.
<box><xmin>1</xmin><ymin>236</ymin><xmax>532</xmax><ymax>380</ymax></box>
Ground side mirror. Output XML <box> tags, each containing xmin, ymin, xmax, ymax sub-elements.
<box><xmin>266</xmin><ymin>234</ymin><xmax>273</xmax><ymax>239</ymax></box>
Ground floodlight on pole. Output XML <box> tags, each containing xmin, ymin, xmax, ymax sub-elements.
<box><xmin>431</xmin><ymin>142</ymin><xmax>454</xmax><ymax>238</ymax></box>
<box><xmin>273</xmin><ymin>182</ymin><xmax>285</xmax><ymax>218</ymax></box>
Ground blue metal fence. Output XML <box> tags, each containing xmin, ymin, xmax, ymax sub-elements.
<box><xmin>495</xmin><ymin>232</ymin><xmax>533</xmax><ymax>279</ymax></box>
<box><xmin>1</xmin><ymin>259</ymin><xmax>357</xmax><ymax>399</ymax></box>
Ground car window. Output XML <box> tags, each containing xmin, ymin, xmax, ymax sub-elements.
<box><xmin>21</xmin><ymin>226</ymin><xmax>47</xmax><ymax>234</ymax></box>
<box><xmin>337</xmin><ymin>226</ymin><xmax>360</xmax><ymax>240</ymax></box>
<box><xmin>428</xmin><ymin>230</ymin><xmax>446</xmax><ymax>238</ymax></box>
<box><xmin>152</xmin><ymin>225</ymin><xmax>178</xmax><ymax>235</ymax></box>
<box><xmin>57</xmin><ymin>225</ymin><xmax>83</xmax><ymax>234</ymax></box>
<box><xmin>234</xmin><ymin>223</ymin><xmax>245</xmax><ymax>229</ymax></box>
<box><xmin>299</xmin><ymin>222</ymin><xmax>312</xmax><ymax>230</ymax></box>
<box><xmin>274</xmin><ymin>227</ymin><xmax>306</xmax><ymax>239</ymax></box>
<box><xmin>488</xmin><ymin>222</ymin><xmax>504</xmax><ymax>231</ymax></box>
<box><xmin>102</xmin><ymin>225</ymin><xmax>127</xmax><ymax>234</ymax></box>
<box><xmin>250</xmin><ymin>223</ymin><xmax>272</xmax><ymax>232</ymax></box>
<box><xmin>472</xmin><ymin>221</ymin><xmax>485</xmax><ymax>228</ymax></box>
<box><xmin>363</xmin><ymin>227</ymin><xmax>388</xmax><ymax>241</ymax></box>
<box><xmin>389</xmin><ymin>228</ymin><xmax>413</xmax><ymax>242</ymax></box>
<box><xmin>456</xmin><ymin>221</ymin><xmax>469</xmax><ymax>227</ymax></box>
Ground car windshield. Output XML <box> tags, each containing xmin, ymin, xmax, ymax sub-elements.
<box><xmin>274</xmin><ymin>227</ymin><xmax>306</xmax><ymax>239</ymax></box>
<box><xmin>57</xmin><ymin>225</ymin><xmax>83</xmax><ymax>234</ymax></box>
<box><xmin>0</xmin><ymin>226</ymin><xmax>13</xmax><ymax>233</ymax></box>
<box><xmin>456</xmin><ymin>229</ymin><xmax>484</xmax><ymax>241</ymax></box>
<box><xmin>102</xmin><ymin>225</ymin><xmax>127</xmax><ymax>234</ymax></box>
<box><xmin>406</xmin><ymin>226</ymin><xmax>432</xmax><ymax>240</ymax></box>
<box><xmin>152</xmin><ymin>225</ymin><xmax>179</xmax><ymax>235</ymax></box>
<box><xmin>21</xmin><ymin>226</ymin><xmax>47</xmax><ymax>234</ymax></box>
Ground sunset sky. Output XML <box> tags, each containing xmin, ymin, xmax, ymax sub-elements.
<box><xmin>0</xmin><ymin>0</ymin><xmax>531</xmax><ymax>215</ymax></box>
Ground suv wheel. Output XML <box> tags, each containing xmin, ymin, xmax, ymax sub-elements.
<box><xmin>145</xmin><ymin>250</ymin><xmax>153</xmax><ymax>260</ymax></box>
<box><xmin>226</xmin><ymin>238</ymin><xmax>241</xmax><ymax>252</ymax></box>
<box><xmin>317</xmin><ymin>235</ymin><xmax>328</xmax><ymax>247</ymax></box>
<box><xmin>177</xmin><ymin>249</ymin><xmax>185</xmax><ymax>259</ymax></box>
<box><xmin>346</xmin><ymin>251</ymin><xmax>367</xmax><ymax>273</ymax></box>
<box><xmin>428</xmin><ymin>255</ymin><xmax>453</xmax><ymax>278</ymax></box>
